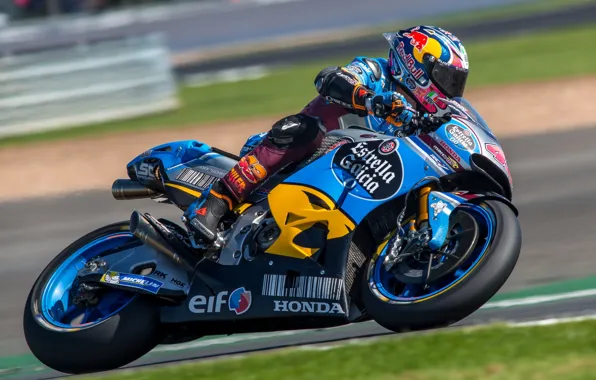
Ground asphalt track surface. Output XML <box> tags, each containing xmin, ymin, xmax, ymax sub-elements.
<box><xmin>175</xmin><ymin>2</ymin><xmax>596</xmax><ymax>76</ymax></box>
<box><xmin>4</xmin><ymin>125</ymin><xmax>596</xmax><ymax>374</ymax></box>
<box><xmin>0</xmin><ymin>0</ymin><xmax>531</xmax><ymax>55</ymax></box>
<box><xmin>14</xmin><ymin>296</ymin><xmax>596</xmax><ymax>380</ymax></box>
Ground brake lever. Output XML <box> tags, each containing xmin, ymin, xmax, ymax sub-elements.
<box><xmin>419</xmin><ymin>112</ymin><xmax>453</xmax><ymax>133</ymax></box>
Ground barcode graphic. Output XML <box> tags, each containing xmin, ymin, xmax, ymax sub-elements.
<box><xmin>261</xmin><ymin>274</ymin><xmax>343</xmax><ymax>301</ymax></box>
<box><xmin>176</xmin><ymin>168</ymin><xmax>217</xmax><ymax>189</ymax></box>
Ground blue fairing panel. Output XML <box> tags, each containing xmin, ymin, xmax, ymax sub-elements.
<box><xmin>128</xmin><ymin>140</ymin><xmax>216</xmax><ymax>169</ymax></box>
<box><xmin>127</xmin><ymin>140</ymin><xmax>237</xmax><ymax>195</ymax></box>
<box><xmin>284</xmin><ymin>138</ymin><xmax>441</xmax><ymax>224</ymax></box>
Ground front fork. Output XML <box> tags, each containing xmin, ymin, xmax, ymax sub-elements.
<box><xmin>383</xmin><ymin>185</ymin><xmax>464</xmax><ymax>271</ymax></box>
<box><xmin>416</xmin><ymin>185</ymin><xmax>433</xmax><ymax>228</ymax></box>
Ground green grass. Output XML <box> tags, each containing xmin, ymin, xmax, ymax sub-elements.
<box><xmin>86</xmin><ymin>320</ymin><xmax>596</xmax><ymax>380</ymax></box>
<box><xmin>417</xmin><ymin>0</ymin><xmax>596</xmax><ymax>28</ymax></box>
<box><xmin>3</xmin><ymin>22</ymin><xmax>596</xmax><ymax>147</ymax></box>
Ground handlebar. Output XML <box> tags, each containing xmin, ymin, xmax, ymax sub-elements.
<box><xmin>414</xmin><ymin>112</ymin><xmax>453</xmax><ymax>130</ymax></box>
<box><xmin>393</xmin><ymin>112</ymin><xmax>453</xmax><ymax>137</ymax></box>
<box><xmin>373</xmin><ymin>93</ymin><xmax>453</xmax><ymax>136</ymax></box>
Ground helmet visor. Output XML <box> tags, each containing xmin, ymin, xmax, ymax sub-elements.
<box><xmin>429</xmin><ymin>59</ymin><xmax>468</xmax><ymax>98</ymax></box>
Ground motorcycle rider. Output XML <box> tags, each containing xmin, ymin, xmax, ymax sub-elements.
<box><xmin>185</xmin><ymin>25</ymin><xmax>470</xmax><ymax>243</ymax></box>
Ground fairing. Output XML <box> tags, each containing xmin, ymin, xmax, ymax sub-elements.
<box><xmin>123</xmin><ymin>97</ymin><xmax>513</xmax><ymax>269</ymax></box>
<box><xmin>276</xmin><ymin>97</ymin><xmax>512</xmax><ymax>226</ymax></box>
<box><xmin>125</xmin><ymin>140</ymin><xmax>237</xmax><ymax>204</ymax></box>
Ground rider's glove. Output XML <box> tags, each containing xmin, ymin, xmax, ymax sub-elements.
<box><xmin>394</xmin><ymin>112</ymin><xmax>454</xmax><ymax>137</ymax></box>
<box><xmin>366</xmin><ymin>91</ymin><xmax>415</xmax><ymax>126</ymax></box>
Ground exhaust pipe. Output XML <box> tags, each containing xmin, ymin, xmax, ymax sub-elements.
<box><xmin>129</xmin><ymin>211</ymin><xmax>195</xmax><ymax>272</ymax></box>
<box><xmin>112</xmin><ymin>179</ymin><xmax>161</xmax><ymax>200</ymax></box>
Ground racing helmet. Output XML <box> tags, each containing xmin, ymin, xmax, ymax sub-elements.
<box><xmin>384</xmin><ymin>25</ymin><xmax>469</xmax><ymax>116</ymax></box>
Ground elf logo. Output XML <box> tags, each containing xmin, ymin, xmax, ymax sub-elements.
<box><xmin>188</xmin><ymin>287</ymin><xmax>252</xmax><ymax>314</ymax></box>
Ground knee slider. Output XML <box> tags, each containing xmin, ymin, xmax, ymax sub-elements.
<box><xmin>268</xmin><ymin>114</ymin><xmax>326</xmax><ymax>148</ymax></box>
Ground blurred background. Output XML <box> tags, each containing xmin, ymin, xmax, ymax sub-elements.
<box><xmin>1</xmin><ymin>0</ymin><xmax>596</xmax><ymax>377</ymax></box>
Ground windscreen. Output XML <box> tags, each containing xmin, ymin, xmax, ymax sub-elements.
<box><xmin>448</xmin><ymin>97</ymin><xmax>496</xmax><ymax>139</ymax></box>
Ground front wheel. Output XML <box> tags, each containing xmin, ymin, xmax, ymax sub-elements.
<box><xmin>23</xmin><ymin>222</ymin><xmax>162</xmax><ymax>374</ymax></box>
<box><xmin>361</xmin><ymin>200</ymin><xmax>522</xmax><ymax>332</ymax></box>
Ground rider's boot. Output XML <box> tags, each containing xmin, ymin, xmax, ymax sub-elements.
<box><xmin>187</xmin><ymin>181</ymin><xmax>235</xmax><ymax>242</ymax></box>
<box><xmin>188</xmin><ymin>114</ymin><xmax>326</xmax><ymax>243</ymax></box>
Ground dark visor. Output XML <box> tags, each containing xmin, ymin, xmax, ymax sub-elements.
<box><xmin>424</xmin><ymin>55</ymin><xmax>468</xmax><ymax>98</ymax></box>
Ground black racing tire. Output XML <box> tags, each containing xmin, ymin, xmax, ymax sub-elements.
<box><xmin>361</xmin><ymin>200</ymin><xmax>522</xmax><ymax>332</ymax></box>
<box><xmin>23</xmin><ymin>222</ymin><xmax>162</xmax><ymax>374</ymax></box>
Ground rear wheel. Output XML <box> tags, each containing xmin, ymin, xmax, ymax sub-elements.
<box><xmin>23</xmin><ymin>222</ymin><xmax>162</xmax><ymax>374</ymax></box>
<box><xmin>361</xmin><ymin>201</ymin><xmax>521</xmax><ymax>332</ymax></box>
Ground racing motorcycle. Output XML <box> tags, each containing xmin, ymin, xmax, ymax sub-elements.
<box><xmin>23</xmin><ymin>97</ymin><xmax>521</xmax><ymax>374</ymax></box>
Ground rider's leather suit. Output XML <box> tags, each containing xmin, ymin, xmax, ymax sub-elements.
<box><xmin>222</xmin><ymin>56</ymin><xmax>418</xmax><ymax>202</ymax></box>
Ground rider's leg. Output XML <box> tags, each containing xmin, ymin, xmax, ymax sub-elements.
<box><xmin>187</xmin><ymin>113</ymin><xmax>326</xmax><ymax>242</ymax></box>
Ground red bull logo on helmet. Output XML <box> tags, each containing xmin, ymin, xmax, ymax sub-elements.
<box><xmin>403</xmin><ymin>30</ymin><xmax>429</xmax><ymax>52</ymax></box>
<box><xmin>396</xmin><ymin>41</ymin><xmax>425</xmax><ymax>80</ymax></box>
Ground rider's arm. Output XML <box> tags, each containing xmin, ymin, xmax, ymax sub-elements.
<box><xmin>314</xmin><ymin>58</ymin><xmax>383</xmax><ymax>116</ymax></box>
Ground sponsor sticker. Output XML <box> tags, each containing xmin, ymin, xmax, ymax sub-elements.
<box><xmin>153</xmin><ymin>270</ymin><xmax>167</xmax><ymax>279</ymax></box>
<box><xmin>136</xmin><ymin>162</ymin><xmax>158</xmax><ymax>181</ymax></box>
<box><xmin>439</xmin><ymin>140</ymin><xmax>462</xmax><ymax>162</ymax></box>
<box><xmin>101</xmin><ymin>271</ymin><xmax>163</xmax><ymax>294</ymax></box>
<box><xmin>332</xmin><ymin>140</ymin><xmax>404</xmax><ymax>201</ymax></box>
<box><xmin>188</xmin><ymin>287</ymin><xmax>252</xmax><ymax>315</ymax></box>
<box><xmin>228</xmin><ymin>287</ymin><xmax>252</xmax><ymax>315</ymax></box>
<box><xmin>225</xmin><ymin>168</ymin><xmax>247</xmax><ymax>194</ymax></box>
<box><xmin>176</xmin><ymin>168</ymin><xmax>218</xmax><ymax>190</ymax></box>
<box><xmin>101</xmin><ymin>271</ymin><xmax>120</xmax><ymax>285</ymax></box>
<box><xmin>262</xmin><ymin>274</ymin><xmax>343</xmax><ymax>301</ymax></box>
<box><xmin>430</xmin><ymin>200</ymin><xmax>447</xmax><ymax>217</ymax></box>
<box><xmin>445</xmin><ymin>124</ymin><xmax>478</xmax><ymax>152</ymax></box>
<box><xmin>485</xmin><ymin>143</ymin><xmax>513</xmax><ymax>186</ymax></box>
<box><xmin>273</xmin><ymin>300</ymin><xmax>345</xmax><ymax>314</ymax></box>
<box><xmin>119</xmin><ymin>274</ymin><xmax>163</xmax><ymax>294</ymax></box>
<box><xmin>345</xmin><ymin>64</ymin><xmax>364</xmax><ymax>75</ymax></box>
<box><xmin>485</xmin><ymin>143</ymin><xmax>506</xmax><ymax>166</ymax></box>
<box><xmin>238</xmin><ymin>155</ymin><xmax>268</xmax><ymax>184</ymax></box>
<box><xmin>325</xmin><ymin>96</ymin><xmax>353</xmax><ymax>109</ymax></box>
<box><xmin>170</xmin><ymin>278</ymin><xmax>186</xmax><ymax>288</ymax></box>
<box><xmin>419</xmin><ymin>135</ymin><xmax>461</xmax><ymax>171</ymax></box>
<box><xmin>337</xmin><ymin>71</ymin><xmax>358</xmax><ymax>85</ymax></box>
<box><xmin>193</xmin><ymin>165</ymin><xmax>228</xmax><ymax>177</ymax></box>
<box><xmin>431</xmin><ymin>144</ymin><xmax>460</xmax><ymax>170</ymax></box>
<box><xmin>425</xmin><ymin>91</ymin><xmax>448</xmax><ymax>111</ymax></box>
<box><xmin>404</xmin><ymin>30</ymin><xmax>429</xmax><ymax>52</ymax></box>
<box><xmin>378</xmin><ymin>139</ymin><xmax>398</xmax><ymax>155</ymax></box>
<box><xmin>396</xmin><ymin>41</ymin><xmax>425</xmax><ymax>80</ymax></box>
<box><xmin>429</xmin><ymin>155</ymin><xmax>450</xmax><ymax>172</ymax></box>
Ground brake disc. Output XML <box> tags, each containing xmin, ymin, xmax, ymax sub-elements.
<box><xmin>393</xmin><ymin>210</ymin><xmax>479</xmax><ymax>285</ymax></box>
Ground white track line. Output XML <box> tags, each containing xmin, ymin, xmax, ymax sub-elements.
<box><xmin>152</xmin><ymin>289</ymin><xmax>596</xmax><ymax>353</ymax></box>
<box><xmin>293</xmin><ymin>315</ymin><xmax>596</xmax><ymax>353</ymax></box>
<box><xmin>508</xmin><ymin>314</ymin><xmax>596</xmax><ymax>327</ymax></box>
<box><xmin>481</xmin><ymin>289</ymin><xmax>596</xmax><ymax>309</ymax></box>
<box><xmin>153</xmin><ymin>330</ymin><xmax>303</xmax><ymax>352</ymax></box>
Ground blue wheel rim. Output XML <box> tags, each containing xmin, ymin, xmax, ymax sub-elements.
<box><xmin>39</xmin><ymin>232</ymin><xmax>138</xmax><ymax>330</ymax></box>
<box><xmin>371</xmin><ymin>203</ymin><xmax>495</xmax><ymax>303</ymax></box>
